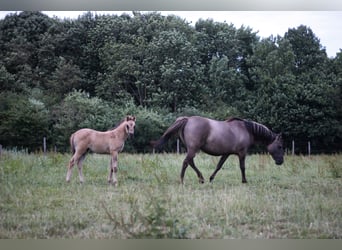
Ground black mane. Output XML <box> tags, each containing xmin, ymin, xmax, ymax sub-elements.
<box><xmin>243</xmin><ymin>120</ymin><xmax>276</xmax><ymax>144</ymax></box>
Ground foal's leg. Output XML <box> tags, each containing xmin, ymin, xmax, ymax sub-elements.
<box><xmin>66</xmin><ymin>152</ymin><xmax>81</xmax><ymax>182</ymax></box>
<box><xmin>66</xmin><ymin>157</ymin><xmax>74</xmax><ymax>182</ymax></box>
<box><xmin>239</xmin><ymin>154</ymin><xmax>247</xmax><ymax>183</ymax></box>
<box><xmin>209</xmin><ymin>154</ymin><xmax>229</xmax><ymax>183</ymax></box>
<box><xmin>108</xmin><ymin>151</ymin><xmax>118</xmax><ymax>186</ymax></box>
<box><xmin>77</xmin><ymin>153</ymin><xmax>86</xmax><ymax>183</ymax></box>
<box><xmin>181</xmin><ymin>150</ymin><xmax>204</xmax><ymax>184</ymax></box>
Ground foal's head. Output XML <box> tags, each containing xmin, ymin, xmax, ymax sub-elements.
<box><xmin>124</xmin><ymin>115</ymin><xmax>136</xmax><ymax>136</ymax></box>
<box><xmin>267</xmin><ymin>134</ymin><xmax>284</xmax><ymax>165</ymax></box>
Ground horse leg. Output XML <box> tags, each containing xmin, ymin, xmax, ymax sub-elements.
<box><xmin>239</xmin><ymin>154</ymin><xmax>247</xmax><ymax>183</ymax></box>
<box><xmin>188</xmin><ymin>158</ymin><xmax>205</xmax><ymax>184</ymax></box>
<box><xmin>77</xmin><ymin>153</ymin><xmax>86</xmax><ymax>183</ymax></box>
<box><xmin>181</xmin><ymin>150</ymin><xmax>204</xmax><ymax>184</ymax></box>
<box><xmin>66</xmin><ymin>153</ymin><xmax>79</xmax><ymax>182</ymax></box>
<box><xmin>108</xmin><ymin>152</ymin><xmax>118</xmax><ymax>186</ymax></box>
<box><xmin>209</xmin><ymin>154</ymin><xmax>229</xmax><ymax>183</ymax></box>
<box><xmin>180</xmin><ymin>158</ymin><xmax>189</xmax><ymax>184</ymax></box>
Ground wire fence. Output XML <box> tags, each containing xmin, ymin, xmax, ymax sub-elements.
<box><xmin>0</xmin><ymin>138</ymin><xmax>340</xmax><ymax>155</ymax></box>
<box><xmin>154</xmin><ymin>139</ymin><xmax>340</xmax><ymax>155</ymax></box>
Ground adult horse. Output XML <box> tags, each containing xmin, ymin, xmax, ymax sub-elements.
<box><xmin>66</xmin><ymin>115</ymin><xmax>136</xmax><ymax>186</ymax></box>
<box><xmin>152</xmin><ymin>116</ymin><xmax>284</xmax><ymax>184</ymax></box>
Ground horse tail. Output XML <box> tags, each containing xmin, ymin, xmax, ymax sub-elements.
<box><xmin>70</xmin><ymin>133</ymin><xmax>76</xmax><ymax>154</ymax></box>
<box><xmin>151</xmin><ymin>116</ymin><xmax>188</xmax><ymax>150</ymax></box>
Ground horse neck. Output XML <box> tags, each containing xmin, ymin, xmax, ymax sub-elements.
<box><xmin>112</xmin><ymin>122</ymin><xmax>129</xmax><ymax>140</ymax></box>
<box><xmin>245</xmin><ymin>121</ymin><xmax>276</xmax><ymax>145</ymax></box>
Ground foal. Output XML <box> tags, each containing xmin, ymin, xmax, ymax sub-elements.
<box><xmin>66</xmin><ymin>115</ymin><xmax>136</xmax><ymax>186</ymax></box>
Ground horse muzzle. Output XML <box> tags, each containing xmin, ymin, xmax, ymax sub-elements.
<box><xmin>275</xmin><ymin>159</ymin><xmax>283</xmax><ymax>165</ymax></box>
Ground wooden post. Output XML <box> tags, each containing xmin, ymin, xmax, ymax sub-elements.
<box><xmin>43</xmin><ymin>137</ymin><xmax>46</xmax><ymax>155</ymax></box>
<box><xmin>308</xmin><ymin>141</ymin><xmax>311</xmax><ymax>156</ymax></box>
<box><xmin>292</xmin><ymin>140</ymin><xmax>295</xmax><ymax>155</ymax></box>
<box><xmin>177</xmin><ymin>139</ymin><xmax>180</xmax><ymax>154</ymax></box>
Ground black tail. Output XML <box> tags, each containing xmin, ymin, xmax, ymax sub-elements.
<box><xmin>150</xmin><ymin>116</ymin><xmax>188</xmax><ymax>150</ymax></box>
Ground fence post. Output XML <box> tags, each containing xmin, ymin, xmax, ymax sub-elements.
<box><xmin>177</xmin><ymin>139</ymin><xmax>180</xmax><ymax>154</ymax></box>
<box><xmin>43</xmin><ymin>137</ymin><xmax>46</xmax><ymax>155</ymax></box>
<box><xmin>292</xmin><ymin>140</ymin><xmax>295</xmax><ymax>155</ymax></box>
<box><xmin>308</xmin><ymin>141</ymin><xmax>311</xmax><ymax>156</ymax></box>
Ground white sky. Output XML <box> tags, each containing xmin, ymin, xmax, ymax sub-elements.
<box><xmin>0</xmin><ymin>11</ymin><xmax>341</xmax><ymax>58</ymax></box>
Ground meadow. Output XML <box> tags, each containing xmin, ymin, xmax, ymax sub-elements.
<box><xmin>0</xmin><ymin>151</ymin><xmax>341</xmax><ymax>239</ymax></box>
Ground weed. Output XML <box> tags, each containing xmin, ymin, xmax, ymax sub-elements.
<box><xmin>101</xmin><ymin>195</ymin><xmax>188</xmax><ymax>238</ymax></box>
<box><xmin>328</xmin><ymin>158</ymin><xmax>341</xmax><ymax>178</ymax></box>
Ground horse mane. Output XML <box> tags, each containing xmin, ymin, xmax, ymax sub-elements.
<box><xmin>226</xmin><ymin>117</ymin><xmax>244</xmax><ymax>122</ymax></box>
<box><xmin>226</xmin><ymin>117</ymin><xmax>276</xmax><ymax>143</ymax></box>
<box><xmin>243</xmin><ymin>120</ymin><xmax>276</xmax><ymax>144</ymax></box>
<box><xmin>108</xmin><ymin>119</ymin><xmax>125</xmax><ymax>131</ymax></box>
<box><xmin>108</xmin><ymin>115</ymin><xmax>135</xmax><ymax>131</ymax></box>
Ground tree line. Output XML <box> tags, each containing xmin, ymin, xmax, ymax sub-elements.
<box><xmin>0</xmin><ymin>11</ymin><xmax>341</xmax><ymax>153</ymax></box>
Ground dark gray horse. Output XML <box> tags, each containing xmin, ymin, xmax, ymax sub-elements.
<box><xmin>152</xmin><ymin>116</ymin><xmax>284</xmax><ymax>184</ymax></box>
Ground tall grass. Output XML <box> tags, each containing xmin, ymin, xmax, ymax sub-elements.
<box><xmin>0</xmin><ymin>151</ymin><xmax>341</xmax><ymax>238</ymax></box>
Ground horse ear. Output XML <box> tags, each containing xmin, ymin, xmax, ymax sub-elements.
<box><xmin>126</xmin><ymin>115</ymin><xmax>136</xmax><ymax>121</ymax></box>
<box><xmin>277</xmin><ymin>133</ymin><xmax>283</xmax><ymax>141</ymax></box>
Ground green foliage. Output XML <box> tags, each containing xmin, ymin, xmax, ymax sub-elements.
<box><xmin>52</xmin><ymin>90</ymin><xmax>116</xmax><ymax>150</ymax></box>
<box><xmin>102</xmin><ymin>194</ymin><xmax>187</xmax><ymax>238</ymax></box>
<box><xmin>0</xmin><ymin>11</ymin><xmax>341</xmax><ymax>153</ymax></box>
<box><xmin>0</xmin><ymin>92</ymin><xmax>50</xmax><ymax>151</ymax></box>
<box><xmin>243</xmin><ymin>31</ymin><xmax>341</xmax><ymax>151</ymax></box>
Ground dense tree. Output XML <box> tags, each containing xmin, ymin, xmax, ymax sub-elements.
<box><xmin>0</xmin><ymin>92</ymin><xmax>50</xmax><ymax>151</ymax></box>
<box><xmin>51</xmin><ymin>90</ymin><xmax>116</xmax><ymax>150</ymax></box>
<box><xmin>245</xmin><ymin>28</ymin><xmax>341</xmax><ymax>153</ymax></box>
<box><xmin>0</xmin><ymin>12</ymin><xmax>340</xmax><ymax>153</ymax></box>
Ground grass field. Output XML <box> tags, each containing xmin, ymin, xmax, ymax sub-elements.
<box><xmin>0</xmin><ymin>151</ymin><xmax>341</xmax><ymax>238</ymax></box>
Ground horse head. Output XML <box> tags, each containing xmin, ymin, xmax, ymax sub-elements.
<box><xmin>267</xmin><ymin>133</ymin><xmax>284</xmax><ymax>165</ymax></box>
<box><xmin>125</xmin><ymin>115</ymin><xmax>136</xmax><ymax>137</ymax></box>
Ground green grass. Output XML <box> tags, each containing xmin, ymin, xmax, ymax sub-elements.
<box><xmin>0</xmin><ymin>151</ymin><xmax>341</xmax><ymax>238</ymax></box>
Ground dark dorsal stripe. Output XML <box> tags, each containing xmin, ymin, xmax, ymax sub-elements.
<box><xmin>243</xmin><ymin>120</ymin><xmax>276</xmax><ymax>144</ymax></box>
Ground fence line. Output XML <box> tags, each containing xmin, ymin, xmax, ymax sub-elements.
<box><xmin>0</xmin><ymin>138</ymin><xmax>338</xmax><ymax>155</ymax></box>
<box><xmin>291</xmin><ymin>140</ymin><xmax>311</xmax><ymax>156</ymax></box>
<box><xmin>155</xmin><ymin>139</ymin><xmax>327</xmax><ymax>155</ymax></box>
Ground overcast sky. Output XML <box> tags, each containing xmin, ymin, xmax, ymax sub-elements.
<box><xmin>1</xmin><ymin>11</ymin><xmax>341</xmax><ymax>58</ymax></box>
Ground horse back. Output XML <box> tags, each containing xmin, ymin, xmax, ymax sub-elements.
<box><xmin>184</xmin><ymin>116</ymin><xmax>252</xmax><ymax>155</ymax></box>
<box><xmin>72</xmin><ymin>128</ymin><xmax>114</xmax><ymax>154</ymax></box>
<box><xmin>182</xmin><ymin>116</ymin><xmax>211</xmax><ymax>147</ymax></box>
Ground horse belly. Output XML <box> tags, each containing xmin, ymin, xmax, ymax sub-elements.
<box><xmin>202</xmin><ymin>129</ymin><xmax>240</xmax><ymax>155</ymax></box>
<box><xmin>89</xmin><ymin>142</ymin><xmax>110</xmax><ymax>154</ymax></box>
<box><xmin>201</xmin><ymin>138</ymin><xmax>234</xmax><ymax>156</ymax></box>
<box><xmin>86</xmin><ymin>133</ymin><xmax>110</xmax><ymax>153</ymax></box>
